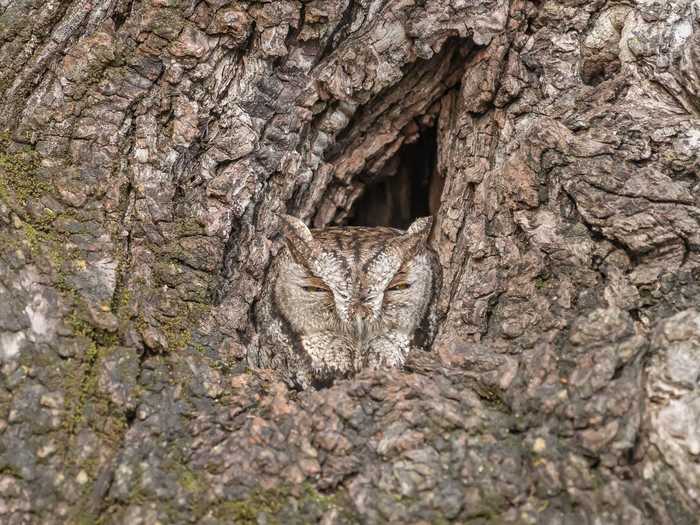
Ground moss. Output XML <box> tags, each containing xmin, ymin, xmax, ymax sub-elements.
<box><xmin>173</xmin><ymin>216</ymin><xmax>205</xmax><ymax>237</ymax></box>
<box><xmin>148</xmin><ymin>7</ymin><xmax>185</xmax><ymax>40</ymax></box>
<box><xmin>534</xmin><ymin>276</ymin><xmax>548</xmax><ymax>289</ymax></box>
<box><xmin>0</xmin><ymin>134</ymin><xmax>137</xmax><ymax>484</ymax></box>
<box><xmin>64</xmin><ymin>339</ymin><xmax>101</xmax><ymax>434</ymax></box>
<box><xmin>113</xmin><ymin>286</ymin><xmax>133</xmax><ymax>328</ymax></box>
<box><xmin>215</xmin><ymin>491</ymin><xmax>285</xmax><ymax>524</ymax></box>
<box><xmin>211</xmin><ymin>357</ymin><xmax>239</xmax><ymax>374</ymax></box>
<box><xmin>34</xmin><ymin>207</ymin><xmax>58</xmax><ymax>228</ymax></box>
<box><xmin>192</xmin><ymin>342</ymin><xmax>207</xmax><ymax>354</ymax></box>
<box><xmin>300</xmin><ymin>483</ymin><xmax>341</xmax><ymax>511</ymax></box>
<box><xmin>132</xmin><ymin>261</ymin><xmax>212</xmax><ymax>352</ymax></box>
<box><xmin>63</xmin><ymin>308</ymin><xmax>119</xmax><ymax>434</ymax></box>
<box><xmin>110</xmin><ymin>257</ymin><xmax>130</xmax><ymax>315</ymax></box>
<box><xmin>179</xmin><ymin>468</ymin><xmax>203</xmax><ymax>493</ymax></box>
<box><xmin>212</xmin><ymin>483</ymin><xmax>350</xmax><ymax>524</ymax></box>
<box><xmin>68</xmin><ymin>310</ymin><xmax>119</xmax><ymax>348</ymax></box>
<box><xmin>159</xmin><ymin>301</ymin><xmax>208</xmax><ymax>351</ymax></box>
<box><xmin>9</xmin><ymin>212</ymin><xmax>81</xmax><ymax>296</ymax></box>
<box><xmin>472</xmin><ymin>383</ymin><xmax>511</xmax><ymax>414</ymax></box>
<box><xmin>23</xmin><ymin>219</ymin><xmax>65</xmax><ymax>261</ymax></box>
<box><xmin>0</xmin><ymin>131</ymin><xmax>49</xmax><ymax>205</ymax></box>
<box><xmin>0</xmin><ymin>464</ymin><xmax>23</xmax><ymax>478</ymax></box>
<box><xmin>479</xmin><ymin>491</ymin><xmax>507</xmax><ymax>513</ymax></box>
<box><xmin>20</xmin><ymin>221</ymin><xmax>41</xmax><ymax>251</ymax></box>
<box><xmin>163</xmin><ymin>321</ymin><xmax>192</xmax><ymax>350</ymax></box>
<box><xmin>72</xmin><ymin>512</ymin><xmax>104</xmax><ymax>525</ymax></box>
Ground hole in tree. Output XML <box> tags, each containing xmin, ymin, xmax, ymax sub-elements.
<box><xmin>347</xmin><ymin>124</ymin><xmax>440</xmax><ymax>230</ymax></box>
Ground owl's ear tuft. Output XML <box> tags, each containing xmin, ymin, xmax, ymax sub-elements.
<box><xmin>406</xmin><ymin>216</ymin><xmax>433</xmax><ymax>236</ymax></box>
<box><xmin>278</xmin><ymin>214</ymin><xmax>317</xmax><ymax>265</ymax></box>
<box><xmin>392</xmin><ymin>216</ymin><xmax>433</xmax><ymax>261</ymax></box>
<box><xmin>279</xmin><ymin>214</ymin><xmax>313</xmax><ymax>243</ymax></box>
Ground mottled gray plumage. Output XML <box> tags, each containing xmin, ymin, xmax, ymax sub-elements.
<box><xmin>253</xmin><ymin>215</ymin><xmax>440</xmax><ymax>389</ymax></box>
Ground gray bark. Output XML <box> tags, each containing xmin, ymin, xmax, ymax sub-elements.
<box><xmin>1</xmin><ymin>0</ymin><xmax>699</xmax><ymax>523</ymax></box>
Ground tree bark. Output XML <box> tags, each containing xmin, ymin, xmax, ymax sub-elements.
<box><xmin>1</xmin><ymin>0</ymin><xmax>699</xmax><ymax>523</ymax></box>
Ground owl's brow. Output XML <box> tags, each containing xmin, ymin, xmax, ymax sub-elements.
<box><xmin>352</xmin><ymin>234</ymin><xmax>362</xmax><ymax>267</ymax></box>
<box><xmin>333</xmin><ymin>233</ymin><xmax>346</xmax><ymax>252</ymax></box>
<box><xmin>360</xmin><ymin>243</ymin><xmax>389</xmax><ymax>273</ymax></box>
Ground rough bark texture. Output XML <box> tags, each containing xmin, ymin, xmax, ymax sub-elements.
<box><xmin>1</xmin><ymin>0</ymin><xmax>699</xmax><ymax>523</ymax></box>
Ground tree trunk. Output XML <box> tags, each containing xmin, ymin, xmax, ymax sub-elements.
<box><xmin>1</xmin><ymin>0</ymin><xmax>699</xmax><ymax>522</ymax></box>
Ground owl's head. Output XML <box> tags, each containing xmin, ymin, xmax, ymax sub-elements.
<box><xmin>273</xmin><ymin>214</ymin><xmax>435</xmax><ymax>350</ymax></box>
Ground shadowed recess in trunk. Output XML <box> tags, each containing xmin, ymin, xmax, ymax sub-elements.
<box><xmin>348</xmin><ymin>125</ymin><xmax>439</xmax><ymax>229</ymax></box>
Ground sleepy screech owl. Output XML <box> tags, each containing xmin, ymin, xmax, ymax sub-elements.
<box><xmin>253</xmin><ymin>215</ymin><xmax>440</xmax><ymax>389</ymax></box>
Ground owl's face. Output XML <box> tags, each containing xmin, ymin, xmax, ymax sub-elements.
<box><xmin>272</xmin><ymin>215</ymin><xmax>435</xmax><ymax>379</ymax></box>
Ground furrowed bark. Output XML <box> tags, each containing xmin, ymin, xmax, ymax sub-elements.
<box><xmin>1</xmin><ymin>0</ymin><xmax>699</xmax><ymax>523</ymax></box>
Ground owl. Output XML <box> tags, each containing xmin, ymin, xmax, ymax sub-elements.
<box><xmin>252</xmin><ymin>214</ymin><xmax>440</xmax><ymax>389</ymax></box>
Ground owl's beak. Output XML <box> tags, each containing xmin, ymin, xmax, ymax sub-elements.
<box><xmin>351</xmin><ymin>304</ymin><xmax>371</xmax><ymax>339</ymax></box>
<box><xmin>353</xmin><ymin>304</ymin><xmax>371</xmax><ymax>320</ymax></box>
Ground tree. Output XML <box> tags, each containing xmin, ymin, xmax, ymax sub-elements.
<box><xmin>1</xmin><ymin>0</ymin><xmax>699</xmax><ymax>522</ymax></box>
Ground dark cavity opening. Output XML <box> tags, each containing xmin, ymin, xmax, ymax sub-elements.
<box><xmin>347</xmin><ymin>124</ymin><xmax>440</xmax><ymax>230</ymax></box>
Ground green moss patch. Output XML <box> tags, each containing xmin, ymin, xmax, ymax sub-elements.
<box><xmin>212</xmin><ymin>483</ymin><xmax>355</xmax><ymax>524</ymax></box>
<box><xmin>0</xmin><ymin>131</ymin><xmax>50</xmax><ymax>205</ymax></box>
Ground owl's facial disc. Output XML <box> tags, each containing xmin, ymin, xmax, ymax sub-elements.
<box><xmin>261</xmin><ymin>215</ymin><xmax>437</xmax><ymax>388</ymax></box>
<box><xmin>276</xmin><ymin>215</ymin><xmax>433</xmax><ymax>352</ymax></box>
